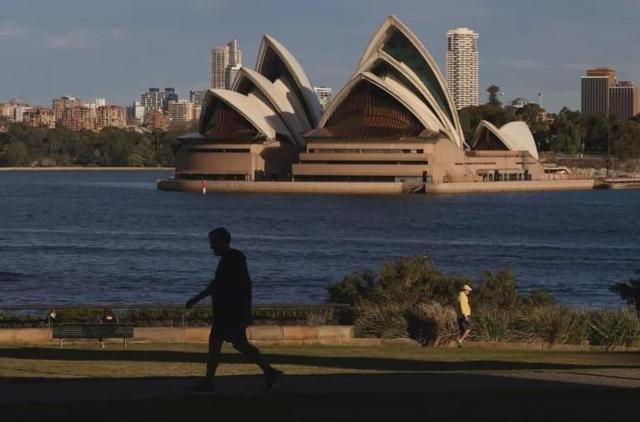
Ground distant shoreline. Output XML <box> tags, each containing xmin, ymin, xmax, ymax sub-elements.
<box><xmin>0</xmin><ymin>167</ymin><xmax>174</xmax><ymax>172</ymax></box>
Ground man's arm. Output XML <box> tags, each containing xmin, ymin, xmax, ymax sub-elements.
<box><xmin>186</xmin><ymin>281</ymin><xmax>214</xmax><ymax>309</ymax></box>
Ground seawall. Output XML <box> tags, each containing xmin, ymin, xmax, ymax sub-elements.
<box><xmin>157</xmin><ymin>179</ymin><xmax>409</xmax><ymax>195</ymax></box>
<box><xmin>0</xmin><ymin>326</ymin><xmax>355</xmax><ymax>346</ymax></box>
<box><xmin>158</xmin><ymin>178</ymin><xmax>597</xmax><ymax>195</ymax></box>
<box><xmin>425</xmin><ymin>179</ymin><xmax>596</xmax><ymax>194</ymax></box>
<box><xmin>0</xmin><ymin>167</ymin><xmax>174</xmax><ymax>172</ymax></box>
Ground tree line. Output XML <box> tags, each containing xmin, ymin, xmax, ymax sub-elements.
<box><xmin>0</xmin><ymin>123</ymin><xmax>192</xmax><ymax>167</ymax></box>
<box><xmin>2</xmin><ymin>90</ymin><xmax>640</xmax><ymax>167</ymax></box>
<box><xmin>459</xmin><ymin>85</ymin><xmax>640</xmax><ymax>159</ymax></box>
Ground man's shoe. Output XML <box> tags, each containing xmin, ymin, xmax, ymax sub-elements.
<box><xmin>456</xmin><ymin>339</ymin><xmax>464</xmax><ymax>348</ymax></box>
<box><xmin>189</xmin><ymin>378</ymin><xmax>216</xmax><ymax>394</ymax></box>
<box><xmin>264</xmin><ymin>368</ymin><xmax>283</xmax><ymax>392</ymax></box>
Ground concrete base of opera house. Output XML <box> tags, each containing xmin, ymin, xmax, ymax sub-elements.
<box><xmin>157</xmin><ymin>178</ymin><xmax>597</xmax><ymax>195</ymax></box>
<box><xmin>425</xmin><ymin>179</ymin><xmax>596</xmax><ymax>194</ymax></box>
<box><xmin>157</xmin><ymin>179</ymin><xmax>414</xmax><ymax>194</ymax></box>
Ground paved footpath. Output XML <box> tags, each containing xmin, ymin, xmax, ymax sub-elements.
<box><xmin>2</xmin><ymin>369</ymin><xmax>639</xmax><ymax>403</ymax></box>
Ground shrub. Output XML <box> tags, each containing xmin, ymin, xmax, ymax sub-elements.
<box><xmin>406</xmin><ymin>302</ymin><xmax>458</xmax><ymax>346</ymax></box>
<box><xmin>518</xmin><ymin>289</ymin><xmax>556</xmax><ymax>308</ymax></box>
<box><xmin>328</xmin><ymin>256</ymin><xmax>468</xmax><ymax>312</ymax></box>
<box><xmin>473</xmin><ymin>270</ymin><xmax>518</xmax><ymax>309</ymax></box>
<box><xmin>513</xmin><ymin>306</ymin><xmax>589</xmax><ymax>345</ymax></box>
<box><xmin>473</xmin><ymin>308</ymin><xmax>515</xmax><ymax>342</ymax></box>
<box><xmin>326</xmin><ymin>271</ymin><xmax>377</xmax><ymax>306</ymax></box>
<box><xmin>589</xmin><ymin>308</ymin><xmax>640</xmax><ymax>350</ymax></box>
<box><xmin>354</xmin><ymin>302</ymin><xmax>409</xmax><ymax>338</ymax></box>
<box><xmin>610</xmin><ymin>273</ymin><xmax>640</xmax><ymax>316</ymax></box>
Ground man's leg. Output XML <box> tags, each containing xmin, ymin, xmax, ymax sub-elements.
<box><xmin>233</xmin><ymin>339</ymin><xmax>281</xmax><ymax>390</ymax></box>
<box><xmin>232</xmin><ymin>340</ymin><xmax>272</xmax><ymax>374</ymax></box>
<box><xmin>206</xmin><ymin>332</ymin><xmax>224</xmax><ymax>380</ymax></box>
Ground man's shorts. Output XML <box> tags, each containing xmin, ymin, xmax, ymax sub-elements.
<box><xmin>458</xmin><ymin>316</ymin><xmax>472</xmax><ymax>332</ymax></box>
<box><xmin>210</xmin><ymin>321</ymin><xmax>248</xmax><ymax>344</ymax></box>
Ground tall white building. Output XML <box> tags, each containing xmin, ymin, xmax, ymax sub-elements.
<box><xmin>446</xmin><ymin>27</ymin><xmax>479</xmax><ymax>109</ymax></box>
<box><xmin>210</xmin><ymin>39</ymin><xmax>243</xmax><ymax>89</ymax></box>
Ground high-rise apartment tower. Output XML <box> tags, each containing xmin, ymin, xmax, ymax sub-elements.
<box><xmin>210</xmin><ymin>39</ymin><xmax>242</xmax><ymax>89</ymax></box>
<box><xmin>446</xmin><ymin>27</ymin><xmax>479</xmax><ymax>109</ymax></box>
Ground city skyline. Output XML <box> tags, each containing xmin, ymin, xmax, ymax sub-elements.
<box><xmin>2</xmin><ymin>0</ymin><xmax>640</xmax><ymax>112</ymax></box>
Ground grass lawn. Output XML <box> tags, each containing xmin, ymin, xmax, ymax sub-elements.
<box><xmin>0</xmin><ymin>341</ymin><xmax>638</xmax><ymax>378</ymax></box>
<box><xmin>1</xmin><ymin>343</ymin><xmax>639</xmax><ymax>421</ymax></box>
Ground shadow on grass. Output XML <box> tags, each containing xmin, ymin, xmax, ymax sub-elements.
<box><xmin>0</xmin><ymin>347</ymin><xmax>636</xmax><ymax>373</ymax></box>
<box><xmin>1</xmin><ymin>374</ymin><xmax>638</xmax><ymax>421</ymax></box>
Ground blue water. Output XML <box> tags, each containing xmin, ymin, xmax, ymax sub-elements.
<box><xmin>1</xmin><ymin>171</ymin><xmax>639</xmax><ymax>307</ymax></box>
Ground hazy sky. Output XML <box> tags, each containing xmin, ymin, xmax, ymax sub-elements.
<box><xmin>1</xmin><ymin>0</ymin><xmax>640</xmax><ymax>112</ymax></box>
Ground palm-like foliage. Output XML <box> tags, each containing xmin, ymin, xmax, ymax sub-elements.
<box><xmin>610</xmin><ymin>272</ymin><xmax>640</xmax><ymax>316</ymax></box>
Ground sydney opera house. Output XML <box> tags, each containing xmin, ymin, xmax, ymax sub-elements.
<box><xmin>160</xmin><ymin>16</ymin><xmax>583</xmax><ymax>194</ymax></box>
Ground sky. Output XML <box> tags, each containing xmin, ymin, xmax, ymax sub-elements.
<box><xmin>1</xmin><ymin>0</ymin><xmax>640</xmax><ymax>113</ymax></box>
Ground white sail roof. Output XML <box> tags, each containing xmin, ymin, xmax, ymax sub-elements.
<box><xmin>319</xmin><ymin>71</ymin><xmax>446</xmax><ymax>134</ymax></box>
<box><xmin>232</xmin><ymin>67</ymin><xmax>311</xmax><ymax>148</ymax></box>
<box><xmin>471</xmin><ymin>120</ymin><xmax>539</xmax><ymax>160</ymax></box>
<box><xmin>356</xmin><ymin>15</ymin><xmax>464</xmax><ymax>145</ymax></box>
<box><xmin>356</xmin><ymin>50</ymin><xmax>463</xmax><ymax>147</ymax></box>
<box><xmin>256</xmin><ymin>35</ymin><xmax>322</xmax><ymax>128</ymax></box>
<box><xmin>200</xmin><ymin>89</ymin><xmax>288</xmax><ymax>139</ymax></box>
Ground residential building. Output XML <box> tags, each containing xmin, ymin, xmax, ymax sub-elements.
<box><xmin>144</xmin><ymin>110</ymin><xmax>170</xmax><ymax>131</ymax></box>
<box><xmin>52</xmin><ymin>96</ymin><xmax>81</xmax><ymax>121</ymax></box>
<box><xmin>210</xmin><ymin>39</ymin><xmax>243</xmax><ymax>89</ymax></box>
<box><xmin>22</xmin><ymin>107</ymin><xmax>55</xmax><ymax>128</ymax></box>
<box><xmin>0</xmin><ymin>101</ymin><xmax>31</xmax><ymax>122</ymax></box>
<box><xmin>225</xmin><ymin>65</ymin><xmax>242</xmax><ymax>89</ymax></box>
<box><xmin>313</xmin><ymin>86</ymin><xmax>333</xmax><ymax>111</ymax></box>
<box><xmin>189</xmin><ymin>89</ymin><xmax>207</xmax><ymax>106</ymax></box>
<box><xmin>192</xmin><ymin>105</ymin><xmax>202</xmax><ymax>121</ymax></box>
<box><xmin>446</xmin><ymin>27</ymin><xmax>479</xmax><ymax>109</ymax></box>
<box><xmin>96</xmin><ymin>105</ymin><xmax>127</xmax><ymax>129</ymax></box>
<box><xmin>126</xmin><ymin>101</ymin><xmax>146</xmax><ymax>125</ymax></box>
<box><xmin>140</xmin><ymin>87</ymin><xmax>178</xmax><ymax>112</ymax></box>
<box><xmin>167</xmin><ymin>99</ymin><xmax>194</xmax><ymax>123</ymax></box>
<box><xmin>61</xmin><ymin>106</ymin><xmax>96</xmax><ymax>131</ymax></box>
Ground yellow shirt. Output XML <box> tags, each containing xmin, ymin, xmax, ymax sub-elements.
<box><xmin>458</xmin><ymin>291</ymin><xmax>471</xmax><ymax>317</ymax></box>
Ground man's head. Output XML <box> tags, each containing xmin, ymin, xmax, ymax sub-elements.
<box><xmin>462</xmin><ymin>285</ymin><xmax>473</xmax><ymax>296</ymax></box>
<box><xmin>209</xmin><ymin>227</ymin><xmax>231</xmax><ymax>255</ymax></box>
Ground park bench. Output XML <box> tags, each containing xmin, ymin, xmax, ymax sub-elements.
<box><xmin>52</xmin><ymin>324</ymin><xmax>134</xmax><ymax>348</ymax></box>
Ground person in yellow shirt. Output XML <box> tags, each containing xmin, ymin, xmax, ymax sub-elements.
<box><xmin>456</xmin><ymin>285</ymin><xmax>472</xmax><ymax>347</ymax></box>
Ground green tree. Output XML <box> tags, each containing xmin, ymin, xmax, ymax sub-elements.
<box><xmin>610</xmin><ymin>273</ymin><xmax>640</xmax><ymax>317</ymax></box>
<box><xmin>550</xmin><ymin>108</ymin><xmax>586</xmax><ymax>154</ymax></box>
<box><xmin>584</xmin><ymin>115</ymin><xmax>612</xmax><ymax>154</ymax></box>
<box><xmin>1</xmin><ymin>142</ymin><xmax>30</xmax><ymax>166</ymax></box>
<box><xmin>512</xmin><ymin>103</ymin><xmax>550</xmax><ymax>151</ymax></box>
<box><xmin>486</xmin><ymin>85</ymin><xmax>502</xmax><ymax>105</ymax></box>
<box><xmin>610</xmin><ymin>120</ymin><xmax>640</xmax><ymax>160</ymax></box>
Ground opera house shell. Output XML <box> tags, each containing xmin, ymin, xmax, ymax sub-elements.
<box><xmin>173</xmin><ymin>35</ymin><xmax>321</xmax><ymax>181</ymax></box>
<box><xmin>169</xmin><ymin>15</ymin><xmax>546</xmax><ymax>189</ymax></box>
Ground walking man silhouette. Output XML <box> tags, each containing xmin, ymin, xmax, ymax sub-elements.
<box><xmin>186</xmin><ymin>227</ymin><xmax>281</xmax><ymax>393</ymax></box>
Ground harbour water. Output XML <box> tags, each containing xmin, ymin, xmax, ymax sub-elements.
<box><xmin>1</xmin><ymin>170</ymin><xmax>639</xmax><ymax>308</ymax></box>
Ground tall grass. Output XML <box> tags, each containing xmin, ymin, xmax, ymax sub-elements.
<box><xmin>589</xmin><ymin>308</ymin><xmax>640</xmax><ymax>350</ymax></box>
